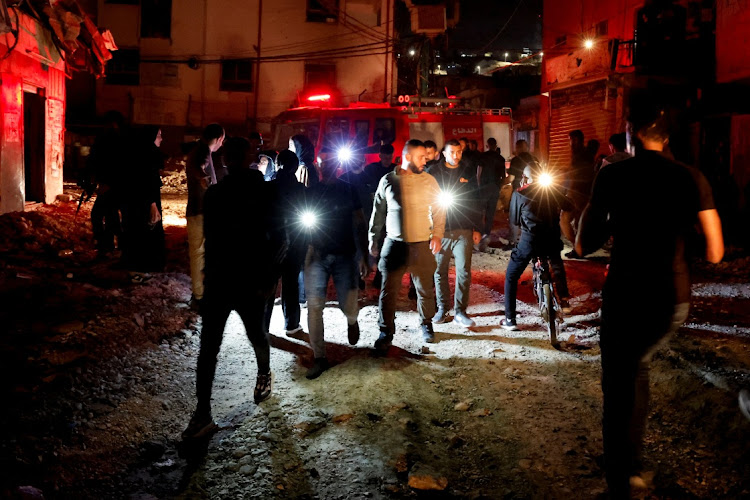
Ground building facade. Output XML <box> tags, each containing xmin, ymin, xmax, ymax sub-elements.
<box><xmin>0</xmin><ymin>11</ymin><xmax>67</xmax><ymax>213</ymax></box>
<box><xmin>96</xmin><ymin>0</ymin><xmax>397</xmax><ymax>135</ymax></box>
<box><xmin>540</xmin><ymin>0</ymin><xmax>716</xmax><ymax>170</ymax></box>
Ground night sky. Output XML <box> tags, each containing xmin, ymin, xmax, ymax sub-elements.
<box><xmin>448</xmin><ymin>0</ymin><xmax>543</xmax><ymax>53</ymax></box>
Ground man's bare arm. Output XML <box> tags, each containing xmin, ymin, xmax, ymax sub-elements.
<box><xmin>698</xmin><ymin>209</ymin><xmax>724</xmax><ymax>263</ymax></box>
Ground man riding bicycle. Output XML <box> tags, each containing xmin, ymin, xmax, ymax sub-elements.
<box><xmin>502</xmin><ymin>164</ymin><xmax>573</xmax><ymax>330</ymax></box>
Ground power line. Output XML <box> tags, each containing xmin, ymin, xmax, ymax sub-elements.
<box><xmin>478</xmin><ymin>0</ymin><xmax>525</xmax><ymax>53</ymax></box>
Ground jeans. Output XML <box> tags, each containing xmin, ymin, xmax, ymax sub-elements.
<box><xmin>196</xmin><ymin>289</ymin><xmax>270</xmax><ymax>416</ymax></box>
<box><xmin>264</xmin><ymin>253</ymin><xmax>303</xmax><ymax>333</ymax></box>
<box><xmin>434</xmin><ymin>229</ymin><xmax>473</xmax><ymax>313</ymax></box>
<box><xmin>504</xmin><ymin>235</ymin><xmax>569</xmax><ymax>320</ymax></box>
<box><xmin>600</xmin><ymin>302</ymin><xmax>690</xmax><ymax>498</ymax></box>
<box><xmin>378</xmin><ymin>239</ymin><xmax>437</xmax><ymax>335</ymax></box>
<box><xmin>480</xmin><ymin>189</ymin><xmax>500</xmax><ymax>236</ymax></box>
<box><xmin>304</xmin><ymin>248</ymin><xmax>359</xmax><ymax>358</ymax></box>
<box><xmin>186</xmin><ymin>215</ymin><xmax>206</xmax><ymax>300</ymax></box>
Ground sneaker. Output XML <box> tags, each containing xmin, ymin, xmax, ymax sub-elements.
<box><xmin>285</xmin><ymin>326</ymin><xmax>304</xmax><ymax>336</ymax></box>
<box><xmin>453</xmin><ymin>310</ymin><xmax>476</xmax><ymax>328</ymax></box>
<box><xmin>559</xmin><ymin>298</ymin><xmax>572</xmax><ymax>314</ymax></box>
<box><xmin>501</xmin><ymin>318</ymin><xmax>518</xmax><ymax>331</ymax></box>
<box><xmin>348</xmin><ymin>322</ymin><xmax>360</xmax><ymax>345</ymax></box>
<box><xmin>306</xmin><ymin>357</ymin><xmax>329</xmax><ymax>380</ymax></box>
<box><xmin>432</xmin><ymin>308</ymin><xmax>449</xmax><ymax>324</ymax></box>
<box><xmin>254</xmin><ymin>371</ymin><xmax>273</xmax><ymax>403</ymax></box>
<box><xmin>740</xmin><ymin>390</ymin><xmax>750</xmax><ymax>421</ymax></box>
<box><xmin>182</xmin><ymin>412</ymin><xmax>218</xmax><ymax>440</ymax></box>
<box><xmin>422</xmin><ymin>323</ymin><xmax>435</xmax><ymax>343</ymax></box>
<box><xmin>564</xmin><ymin>250</ymin><xmax>583</xmax><ymax>259</ymax></box>
<box><xmin>373</xmin><ymin>331</ymin><xmax>392</xmax><ymax>351</ymax></box>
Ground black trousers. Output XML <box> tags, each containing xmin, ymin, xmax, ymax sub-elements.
<box><xmin>264</xmin><ymin>254</ymin><xmax>303</xmax><ymax>333</ymax></box>
<box><xmin>480</xmin><ymin>188</ymin><xmax>500</xmax><ymax>236</ymax></box>
<box><xmin>378</xmin><ymin>239</ymin><xmax>436</xmax><ymax>335</ymax></box>
<box><xmin>600</xmin><ymin>301</ymin><xmax>689</xmax><ymax>498</ymax></box>
<box><xmin>91</xmin><ymin>189</ymin><xmax>121</xmax><ymax>251</ymax></box>
<box><xmin>503</xmin><ymin>235</ymin><xmax>568</xmax><ymax>320</ymax></box>
<box><xmin>196</xmin><ymin>288</ymin><xmax>270</xmax><ymax>416</ymax></box>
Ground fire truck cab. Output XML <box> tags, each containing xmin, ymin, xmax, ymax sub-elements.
<box><xmin>271</xmin><ymin>101</ymin><xmax>512</xmax><ymax>165</ymax></box>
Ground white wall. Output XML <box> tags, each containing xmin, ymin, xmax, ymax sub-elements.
<box><xmin>96</xmin><ymin>0</ymin><xmax>396</xmax><ymax>130</ymax></box>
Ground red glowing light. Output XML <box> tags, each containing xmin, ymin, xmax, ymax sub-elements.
<box><xmin>307</xmin><ymin>94</ymin><xmax>331</xmax><ymax>102</ymax></box>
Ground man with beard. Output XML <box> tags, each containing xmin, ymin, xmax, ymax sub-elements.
<box><xmin>369</xmin><ymin>140</ymin><xmax>446</xmax><ymax>348</ymax></box>
<box><xmin>428</xmin><ymin>139</ymin><xmax>482</xmax><ymax>329</ymax></box>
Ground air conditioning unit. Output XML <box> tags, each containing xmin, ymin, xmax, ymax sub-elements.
<box><xmin>410</xmin><ymin>5</ymin><xmax>446</xmax><ymax>36</ymax></box>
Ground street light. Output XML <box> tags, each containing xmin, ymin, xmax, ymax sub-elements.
<box><xmin>476</xmin><ymin>65</ymin><xmax>481</xmax><ymax>72</ymax></box>
<box><xmin>504</xmin><ymin>52</ymin><xmax>509</xmax><ymax>61</ymax></box>
<box><xmin>539</xmin><ymin>52</ymin><xmax>544</xmax><ymax>57</ymax></box>
<box><xmin>409</xmin><ymin>49</ymin><xmax>416</xmax><ymax>56</ymax></box>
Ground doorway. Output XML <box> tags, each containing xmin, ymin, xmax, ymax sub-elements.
<box><xmin>24</xmin><ymin>91</ymin><xmax>46</xmax><ymax>203</ymax></box>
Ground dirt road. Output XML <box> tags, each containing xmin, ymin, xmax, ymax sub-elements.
<box><xmin>1</xmin><ymin>191</ymin><xmax>748</xmax><ymax>499</ymax></box>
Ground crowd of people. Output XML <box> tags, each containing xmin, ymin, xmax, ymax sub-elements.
<box><xmin>85</xmin><ymin>93</ymin><xmax>726</xmax><ymax>498</ymax></box>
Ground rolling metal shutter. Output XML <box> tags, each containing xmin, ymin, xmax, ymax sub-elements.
<box><xmin>549</xmin><ymin>80</ymin><xmax>617</xmax><ymax>170</ymax></box>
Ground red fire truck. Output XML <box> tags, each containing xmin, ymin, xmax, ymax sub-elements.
<box><xmin>271</xmin><ymin>97</ymin><xmax>512</xmax><ymax>165</ymax></box>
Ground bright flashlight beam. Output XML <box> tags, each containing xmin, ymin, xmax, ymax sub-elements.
<box><xmin>301</xmin><ymin>211</ymin><xmax>317</xmax><ymax>228</ymax></box>
<box><xmin>438</xmin><ymin>191</ymin><xmax>455</xmax><ymax>208</ymax></box>
<box><xmin>538</xmin><ymin>173</ymin><xmax>553</xmax><ymax>187</ymax></box>
<box><xmin>584</xmin><ymin>39</ymin><xmax>594</xmax><ymax>49</ymax></box>
<box><xmin>338</xmin><ymin>146</ymin><xmax>353</xmax><ymax>162</ymax></box>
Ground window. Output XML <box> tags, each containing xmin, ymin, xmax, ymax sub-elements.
<box><xmin>276</xmin><ymin>120</ymin><xmax>320</xmax><ymax>150</ymax></box>
<box><xmin>323</xmin><ymin>117</ymin><xmax>350</xmax><ymax>151</ymax></box>
<box><xmin>105</xmin><ymin>48</ymin><xmax>140</xmax><ymax>85</ymax></box>
<box><xmin>307</xmin><ymin>0</ymin><xmax>338</xmax><ymax>23</ymax></box>
<box><xmin>354</xmin><ymin>120</ymin><xmax>370</xmax><ymax>148</ymax></box>
<box><xmin>304</xmin><ymin>63</ymin><xmax>336</xmax><ymax>89</ymax></box>
<box><xmin>220</xmin><ymin>59</ymin><xmax>253</xmax><ymax>92</ymax></box>
<box><xmin>596</xmin><ymin>20</ymin><xmax>608</xmax><ymax>37</ymax></box>
<box><xmin>373</xmin><ymin>118</ymin><xmax>395</xmax><ymax>145</ymax></box>
<box><xmin>141</xmin><ymin>0</ymin><xmax>171</xmax><ymax>39</ymax></box>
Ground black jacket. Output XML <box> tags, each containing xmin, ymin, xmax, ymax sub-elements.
<box><xmin>203</xmin><ymin>169</ymin><xmax>285</xmax><ymax>294</ymax></box>
<box><xmin>509</xmin><ymin>182</ymin><xmax>573</xmax><ymax>241</ymax></box>
<box><xmin>427</xmin><ymin>159</ymin><xmax>482</xmax><ymax>232</ymax></box>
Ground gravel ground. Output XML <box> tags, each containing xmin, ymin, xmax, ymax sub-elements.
<box><xmin>1</xmin><ymin>187</ymin><xmax>749</xmax><ymax>499</ymax></box>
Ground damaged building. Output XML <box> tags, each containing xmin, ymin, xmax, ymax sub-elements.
<box><xmin>0</xmin><ymin>0</ymin><xmax>114</xmax><ymax>214</ymax></box>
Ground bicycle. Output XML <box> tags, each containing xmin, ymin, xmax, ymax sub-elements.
<box><xmin>531</xmin><ymin>255</ymin><xmax>563</xmax><ymax>347</ymax></box>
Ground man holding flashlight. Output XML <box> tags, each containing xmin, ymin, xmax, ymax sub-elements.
<box><xmin>428</xmin><ymin>139</ymin><xmax>482</xmax><ymax>328</ymax></box>
<box><xmin>502</xmin><ymin>163</ymin><xmax>572</xmax><ymax>331</ymax></box>
<box><xmin>303</xmin><ymin>151</ymin><xmax>369</xmax><ymax>379</ymax></box>
<box><xmin>370</xmin><ymin>139</ymin><xmax>446</xmax><ymax>348</ymax></box>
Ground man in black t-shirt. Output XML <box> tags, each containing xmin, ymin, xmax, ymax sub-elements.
<box><xmin>477</xmin><ymin>137</ymin><xmax>506</xmax><ymax>239</ymax></box>
<box><xmin>576</xmin><ymin>98</ymin><xmax>724</xmax><ymax>499</ymax></box>
<box><xmin>303</xmin><ymin>152</ymin><xmax>369</xmax><ymax>379</ymax></box>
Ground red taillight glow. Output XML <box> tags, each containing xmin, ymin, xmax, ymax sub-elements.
<box><xmin>307</xmin><ymin>94</ymin><xmax>331</xmax><ymax>102</ymax></box>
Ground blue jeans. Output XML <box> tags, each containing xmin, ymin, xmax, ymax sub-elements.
<box><xmin>304</xmin><ymin>248</ymin><xmax>359</xmax><ymax>358</ymax></box>
<box><xmin>434</xmin><ymin>229</ymin><xmax>473</xmax><ymax>313</ymax></box>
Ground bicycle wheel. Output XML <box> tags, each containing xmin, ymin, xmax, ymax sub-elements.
<box><xmin>542</xmin><ymin>284</ymin><xmax>558</xmax><ymax>346</ymax></box>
